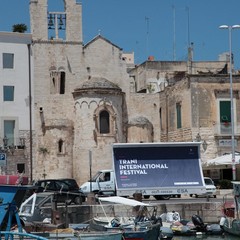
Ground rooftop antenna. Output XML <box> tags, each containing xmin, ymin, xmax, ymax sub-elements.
<box><xmin>172</xmin><ymin>5</ymin><xmax>176</xmax><ymax>61</ymax></box>
<box><xmin>186</xmin><ymin>6</ymin><xmax>190</xmax><ymax>47</ymax></box>
<box><xmin>145</xmin><ymin>16</ymin><xmax>150</xmax><ymax>59</ymax></box>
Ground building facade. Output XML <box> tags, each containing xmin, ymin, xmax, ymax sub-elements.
<box><xmin>0</xmin><ymin>32</ymin><xmax>32</xmax><ymax>176</ymax></box>
<box><xmin>23</xmin><ymin>0</ymin><xmax>240</xmax><ymax>184</ymax></box>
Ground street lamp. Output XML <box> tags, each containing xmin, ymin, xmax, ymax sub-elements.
<box><xmin>219</xmin><ymin>24</ymin><xmax>240</xmax><ymax>181</ymax></box>
<box><xmin>3</xmin><ymin>136</ymin><xmax>8</xmax><ymax>148</ymax></box>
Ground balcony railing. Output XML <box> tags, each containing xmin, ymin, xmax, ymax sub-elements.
<box><xmin>0</xmin><ymin>137</ymin><xmax>25</xmax><ymax>150</ymax></box>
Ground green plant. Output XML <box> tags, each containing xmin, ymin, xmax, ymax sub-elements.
<box><xmin>219</xmin><ymin>179</ymin><xmax>233</xmax><ymax>189</ymax></box>
<box><xmin>147</xmin><ymin>84</ymin><xmax>155</xmax><ymax>93</ymax></box>
<box><xmin>38</xmin><ymin>147</ymin><xmax>49</xmax><ymax>156</ymax></box>
<box><xmin>12</xmin><ymin>23</ymin><xmax>27</xmax><ymax>33</ymax></box>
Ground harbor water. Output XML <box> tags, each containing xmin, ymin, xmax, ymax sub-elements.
<box><xmin>172</xmin><ymin>235</ymin><xmax>239</xmax><ymax>240</ymax></box>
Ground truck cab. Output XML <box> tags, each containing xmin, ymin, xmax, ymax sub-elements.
<box><xmin>80</xmin><ymin>170</ymin><xmax>115</xmax><ymax>196</ymax></box>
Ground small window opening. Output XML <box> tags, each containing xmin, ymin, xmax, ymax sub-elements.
<box><xmin>159</xmin><ymin>107</ymin><xmax>162</xmax><ymax>130</ymax></box>
<box><xmin>17</xmin><ymin>163</ymin><xmax>25</xmax><ymax>173</ymax></box>
<box><xmin>176</xmin><ymin>103</ymin><xmax>182</xmax><ymax>129</ymax></box>
<box><xmin>60</xmin><ymin>72</ymin><xmax>65</xmax><ymax>94</ymax></box>
<box><xmin>58</xmin><ymin>139</ymin><xmax>64</xmax><ymax>153</ymax></box>
<box><xmin>52</xmin><ymin>77</ymin><xmax>55</xmax><ymax>87</ymax></box>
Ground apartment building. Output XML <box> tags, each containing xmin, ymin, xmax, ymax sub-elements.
<box><xmin>0</xmin><ymin>32</ymin><xmax>32</xmax><ymax>176</ymax></box>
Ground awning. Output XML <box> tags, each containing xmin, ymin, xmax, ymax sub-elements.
<box><xmin>98</xmin><ymin>196</ymin><xmax>149</xmax><ymax>206</ymax></box>
<box><xmin>202</xmin><ymin>153</ymin><xmax>240</xmax><ymax>169</ymax></box>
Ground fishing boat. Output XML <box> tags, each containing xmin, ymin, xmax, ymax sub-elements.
<box><xmin>0</xmin><ymin>186</ymin><xmax>123</xmax><ymax>240</ymax></box>
<box><xmin>35</xmin><ymin>229</ymin><xmax>123</xmax><ymax>240</ymax></box>
<box><xmin>69</xmin><ymin>231</ymin><xmax>123</xmax><ymax>240</ymax></box>
<box><xmin>90</xmin><ymin>196</ymin><xmax>168</xmax><ymax>240</ymax></box>
<box><xmin>160</xmin><ymin>211</ymin><xmax>223</xmax><ymax>236</ymax></box>
<box><xmin>0</xmin><ymin>185</ymin><xmax>49</xmax><ymax>240</ymax></box>
<box><xmin>220</xmin><ymin>181</ymin><xmax>240</xmax><ymax>236</ymax></box>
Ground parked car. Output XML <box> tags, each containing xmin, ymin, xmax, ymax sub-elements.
<box><xmin>32</xmin><ymin>178</ymin><xmax>86</xmax><ymax>204</ymax></box>
<box><xmin>190</xmin><ymin>177</ymin><xmax>217</xmax><ymax>198</ymax></box>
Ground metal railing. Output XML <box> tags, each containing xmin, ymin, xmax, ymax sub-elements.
<box><xmin>0</xmin><ymin>137</ymin><xmax>25</xmax><ymax>152</ymax></box>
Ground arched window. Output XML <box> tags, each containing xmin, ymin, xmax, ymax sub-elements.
<box><xmin>100</xmin><ymin>110</ymin><xmax>110</xmax><ymax>134</ymax></box>
<box><xmin>50</xmin><ymin>70</ymin><xmax>65</xmax><ymax>94</ymax></box>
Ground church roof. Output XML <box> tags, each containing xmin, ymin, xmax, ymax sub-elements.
<box><xmin>75</xmin><ymin>77</ymin><xmax>121</xmax><ymax>91</ymax></box>
<box><xmin>128</xmin><ymin>116</ymin><xmax>152</xmax><ymax>126</ymax></box>
<box><xmin>84</xmin><ymin>34</ymin><xmax>122</xmax><ymax>50</ymax></box>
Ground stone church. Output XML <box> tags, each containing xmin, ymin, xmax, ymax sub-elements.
<box><xmin>30</xmin><ymin>0</ymin><xmax>240</xmax><ymax>184</ymax></box>
<box><xmin>30</xmin><ymin>0</ymin><xmax>147</xmax><ymax>183</ymax></box>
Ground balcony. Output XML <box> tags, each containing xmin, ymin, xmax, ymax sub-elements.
<box><xmin>0</xmin><ymin>137</ymin><xmax>26</xmax><ymax>153</ymax></box>
<box><xmin>214</xmin><ymin>122</ymin><xmax>240</xmax><ymax>136</ymax></box>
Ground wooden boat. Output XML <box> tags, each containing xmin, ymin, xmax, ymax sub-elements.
<box><xmin>221</xmin><ymin>181</ymin><xmax>240</xmax><ymax>236</ymax></box>
<box><xmin>47</xmin><ymin>230</ymin><xmax>123</xmax><ymax>240</ymax></box>
<box><xmin>91</xmin><ymin>216</ymin><xmax>166</xmax><ymax>240</ymax></box>
<box><xmin>90</xmin><ymin>196</ymin><xmax>164</xmax><ymax>240</ymax></box>
<box><xmin>90</xmin><ymin>216</ymin><xmax>135</xmax><ymax>231</ymax></box>
<box><xmin>120</xmin><ymin>223</ymin><xmax>161</xmax><ymax>240</ymax></box>
<box><xmin>26</xmin><ymin>224</ymin><xmax>123</xmax><ymax>240</ymax></box>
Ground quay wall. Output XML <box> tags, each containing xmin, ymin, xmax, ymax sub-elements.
<box><xmin>88</xmin><ymin>202</ymin><xmax>223</xmax><ymax>224</ymax></box>
<box><xmin>51</xmin><ymin>190</ymin><xmax>233</xmax><ymax>226</ymax></box>
<box><xmin>56</xmin><ymin>201</ymin><xmax>224</xmax><ymax>225</ymax></box>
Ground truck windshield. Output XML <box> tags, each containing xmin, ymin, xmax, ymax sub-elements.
<box><xmin>91</xmin><ymin>171</ymin><xmax>102</xmax><ymax>182</ymax></box>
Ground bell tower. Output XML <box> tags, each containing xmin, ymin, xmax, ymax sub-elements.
<box><xmin>30</xmin><ymin>0</ymin><xmax>82</xmax><ymax>42</ymax></box>
<box><xmin>29</xmin><ymin>0</ymin><xmax>84</xmax><ymax>180</ymax></box>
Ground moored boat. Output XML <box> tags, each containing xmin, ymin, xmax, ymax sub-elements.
<box><xmin>91</xmin><ymin>216</ymin><xmax>164</xmax><ymax>240</ymax></box>
<box><xmin>0</xmin><ymin>185</ymin><xmax>50</xmax><ymax>239</ymax></box>
<box><xmin>120</xmin><ymin>223</ymin><xmax>161</xmax><ymax>240</ymax></box>
<box><xmin>90</xmin><ymin>196</ymin><xmax>164</xmax><ymax>240</ymax></box>
<box><xmin>220</xmin><ymin>181</ymin><xmax>240</xmax><ymax>236</ymax></box>
<box><xmin>48</xmin><ymin>230</ymin><xmax>123</xmax><ymax>240</ymax></box>
<box><xmin>161</xmin><ymin>212</ymin><xmax>223</xmax><ymax>236</ymax></box>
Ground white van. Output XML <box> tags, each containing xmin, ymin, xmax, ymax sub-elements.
<box><xmin>190</xmin><ymin>177</ymin><xmax>217</xmax><ymax>198</ymax></box>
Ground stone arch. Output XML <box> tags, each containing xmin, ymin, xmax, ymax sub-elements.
<box><xmin>93</xmin><ymin>102</ymin><xmax>116</xmax><ymax>135</ymax></box>
<box><xmin>89</xmin><ymin>100</ymin><xmax>98</xmax><ymax>110</ymax></box>
<box><xmin>99</xmin><ymin>98</ymin><xmax>112</xmax><ymax>106</ymax></box>
<box><xmin>80</xmin><ymin>101</ymin><xmax>89</xmax><ymax>109</ymax></box>
<box><xmin>49</xmin><ymin>66</ymin><xmax>57</xmax><ymax>71</ymax></box>
<box><xmin>58</xmin><ymin>66</ymin><xmax>65</xmax><ymax>72</ymax></box>
<box><xmin>74</xmin><ymin>101</ymin><xmax>81</xmax><ymax>108</ymax></box>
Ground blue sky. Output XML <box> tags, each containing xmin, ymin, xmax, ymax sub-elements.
<box><xmin>1</xmin><ymin>0</ymin><xmax>240</xmax><ymax>68</ymax></box>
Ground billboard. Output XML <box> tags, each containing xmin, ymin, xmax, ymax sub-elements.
<box><xmin>112</xmin><ymin>142</ymin><xmax>205</xmax><ymax>194</ymax></box>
